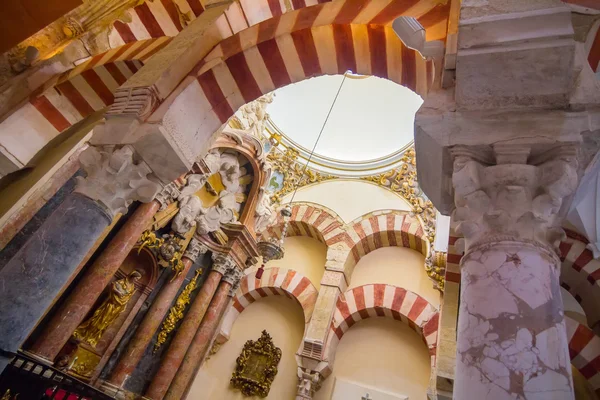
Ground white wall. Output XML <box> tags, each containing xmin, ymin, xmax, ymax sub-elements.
<box><xmin>283</xmin><ymin>180</ymin><xmax>411</xmax><ymax>224</ymax></box>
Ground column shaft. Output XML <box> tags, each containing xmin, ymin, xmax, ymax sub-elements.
<box><xmin>144</xmin><ymin>270</ymin><xmax>222</xmax><ymax>400</ymax></box>
<box><xmin>455</xmin><ymin>241</ymin><xmax>573</xmax><ymax>400</ymax></box>
<box><xmin>29</xmin><ymin>200</ymin><xmax>160</xmax><ymax>362</ymax></box>
<box><xmin>108</xmin><ymin>257</ymin><xmax>194</xmax><ymax>387</ymax></box>
<box><xmin>165</xmin><ymin>279</ymin><xmax>232</xmax><ymax>400</ymax></box>
<box><xmin>0</xmin><ymin>194</ymin><xmax>111</xmax><ymax>370</ymax></box>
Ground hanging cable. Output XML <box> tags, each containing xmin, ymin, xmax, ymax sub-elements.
<box><xmin>289</xmin><ymin>71</ymin><xmax>349</xmax><ymax>204</ymax></box>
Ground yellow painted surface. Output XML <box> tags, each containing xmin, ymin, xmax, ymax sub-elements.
<box><xmin>349</xmin><ymin>246</ymin><xmax>440</xmax><ymax>308</ymax></box>
<box><xmin>248</xmin><ymin>236</ymin><xmax>327</xmax><ymax>290</ymax></box>
<box><xmin>282</xmin><ymin>180</ymin><xmax>411</xmax><ymax>224</ymax></box>
<box><xmin>189</xmin><ymin>296</ymin><xmax>305</xmax><ymax>399</ymax></box>
<box><xmin>315</xmin><ymin>318</ymin><xmax>431</xmax><ymax>400</ymax></box>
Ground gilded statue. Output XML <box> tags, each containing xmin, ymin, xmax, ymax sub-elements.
<box><xmin>73</xmin><ymin>270</ymin><xmax>142</xmax><ymax>347</ymax></box>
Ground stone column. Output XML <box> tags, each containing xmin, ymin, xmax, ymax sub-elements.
<box><xmin>0</xmin><ymin>146</ymin><xmax>160</xmax><ymax>371</ymax></box>
<box><xmin>144</xmin><ymin>253</ymin><xmax>235</xmax><ymax>400</ymax></box>
<box><xmin>28</xmin><ymin>146</ymin><xmax>173</xmax><ymax>363</ymax></box>
<box><xmin>166</xmin><ymin>264</ymin><xmax>243</xmax><ymax>400</ymax></box>
<box><xmin>107</xmin><ymin>239</ymin><xmax>208</xmax><ymax>388</ymax></box>
<box><xmin>452</xmin><ymin>145</ymin><xmax>578</xmax><ymax>400</ymax></box>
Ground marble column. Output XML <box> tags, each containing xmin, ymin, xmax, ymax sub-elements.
<box><xmin>451</xmin><ymin>145</ymin><xmax>578</xmax><ymax>400</ymax></box>
<box><xmin>144</xmin><ymin>253</ymin><xmax>235</xmax><ymax>400</ymax></box>
<box><xmin>0</xmin><ymin>146</ymin><xmax>160</xmax><ymax>372</ymax></box>
<box><xmin>107</xmin><ymin>239</ymin><xmax>208</xmax><ymax>388</ymax></box>
<box><xmin>28</xmin><ymin>146</ymin><xmax>169</xmax><ymax>363</ymax></box>
<box><xmin>166</xmin><ymin>264</ymin><xmax>243</xmax><ymax>400</ymax></box>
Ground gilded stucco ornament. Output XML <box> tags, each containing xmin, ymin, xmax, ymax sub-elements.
<box><xmin>267</xmin><ymin>148</ymin><xmax>336</xmax><ymax>204</ymax></box>
<box><xmin>154</xmin><ymin>269</ymin><xmax>202</xmax><ymax>352</ymax></box>
<box><xmin>231</xmin><ymin>330</ymin><xmax>282</xmax><ymax>397</ymax></box>
<box><xmin>362</xmin><ymin>147</ymin><xmax>443</xmax><ymax>290</ymax></box>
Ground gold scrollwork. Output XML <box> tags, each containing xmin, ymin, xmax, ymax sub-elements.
<box><xmin>154</xmin><ymin>269</ymin><xmax>202</xmax><ymax>352</ymax></box>
<box><xmin>230</xmin><ymin>330</ymin><xmax>282</xmax><ymax>397</ymax></box>
<box><xmin>267</xmin><ymin>148</ymin><xmax>336</xmax><ymax>204</ymax></box>
<box><xmin>1</xmin><ymin>389</ymin><xmax>18</xmax><ymax>400</ymax></box>
<box><xmin>362</xmin><ymin>147</ymin><xmax>445</xmax><ymax>291</ymax></box>
<box><xmin>138</xmin><ymin>231</ymin><xmax>188</xmax><ymax>282</ymax></box>
<box><xmin>138</xmin><ymin>230</ymin><xmax>164</xmax><ymax>254</ymax></box>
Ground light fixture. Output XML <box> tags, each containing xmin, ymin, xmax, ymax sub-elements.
<box><xmin>392</xmin><ymin>16</ymin><xmax>444</xmax><ymax>60</ymax></box>
<box><xmin>255</xmin><ymin>72</ymin><xmax>351</xmax><ymax>278</ymax></box>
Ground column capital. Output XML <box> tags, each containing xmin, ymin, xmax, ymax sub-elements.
<box><xmin>183</xmin><ymin>238</ymin><xmax>209</xmax><ymax>263</ymax></box>
<box><xmin>451</xmin><ymin>144</ymin><xmax>579</xmax><ymax>253</ymax></box>
<box><xmin>223</xmin><ymin>267</ymin><xmax>244</xmax><ymax>297</ymax></box>
<box><xmin>296</xmin><ymin>368</ymin><xmax>322</xmax><ymax>400</ymax></box>
<box><xmin>74</xmin><ymin>145</ymin><xmax>161</xmax><ymax>218</ymax></box>
<box><xmin>211</xmin><ymin>253</ymin><xmax>237</xmax><ymax>275</ymax></box>
<box><xmin>155</xmin><ymin>182</ymin><xmax>181</xmax><ymax>211</ymax></box>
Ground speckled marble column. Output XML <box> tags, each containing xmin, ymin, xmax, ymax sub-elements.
<box><xmin>29</xmin><ymin>200</ymin><xmax>161</xmax><ymax>362</ymax></box>
<box><xmin>0</xmin><ymin>193</ymin><xmax>111</xmax><ymax>370</ymax></box>
<box><xmin>165</xmin><ymin>273</ymin><xmax>238</xmax><ymax>400</ymax></box>
<box><xmin>144</xmin><ymin>254</ymin><xmax>232</xmax><ymax>400</ymax></box>
<box><xmin>455</xmin><ymin>241</ymin><xmax>573</xmax><ymax>400</ymax></box>
<box><xmin>450</xmin><ymin>145</ymin><xmax>579</xmax><ymax>400</ymax></box>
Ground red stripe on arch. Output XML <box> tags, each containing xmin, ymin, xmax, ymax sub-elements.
<box><xmin>369</xmin><ymin>0</ymin><xmax>420</xmax><ymax>25</ymax></box>
<box><xmin>56</xmin><ymin>80</ymin><xmax>94</xmax><ymax>117</ymax></box>
<box><xmin>161</xmin><ymin>0</ymin><xmax>184</xmax><ymax>31</ymax></box>
<box><xmin>401</xmin><ymin>45</ymin><xmax>417</xmax><ymax>91</ymax></box>
<box><xmin>258</xmin><ymin>38</ymin><xmax>291</xmax><ymax>89</ymax></box>
<box><xmin>335</xmin><ymin>0</ymin><xmax>372</xmax><ymax>24</ymax></box>
<box><xmin>187</xmin><ymin>0</ymin><xmax>204</xmax><ymax>17</ymax></box>
<box><xmin>589</xmin><ymin>28</ymin><xmax>600</xmax><ymax>72</ymax></box>
<box><xmin>114</xmin><ymin>21</ymin><xmax>136</xmax><ymax>43</ymax></box>
<box><xmin>292</xmin><ymin>28</ymin><xmax>322</xmax><ymax>78</ymax></box>
<box><xmin>104</xmin><ymin>63</ymin><xmax>127</xmax><ymax>85</ymax></box>
<box><xmin>267</xmin><ymin>0</ymin><xmax>283</xmax><ymax>17</ymax></box>
<box><xmin>81</xmin><ymin>69</ymin><xmax>114</xmax><ymax>106</ymax></box>
<box><xmin>333</xmin><ymin>24</ymin><xmax>357</xmax><ymax>74</ymax></box>
<box><xmin>368</xmin><ymin>25</ymin><xmax>388</xmax><ymax>79</ymax></box>
<box><xmin>135</xmin><ymin>3</ymin><xmax>165</xmax><ymax>38</ymax></box>
<box><xmin>30</xmin><ymin>96</ymin><xmax>71</xmax><ymax>132</ymax></box>
<box><xmin>197</xmin><ymin>69</ymin><xmax>234</xmax><ymax>123</ymax></box>
<box><xmin>292</xmin><ymin>0</ymin><xmax>307</xmax><ymax>8</ymax></box>
<box><xmin>418</xmin><ymin>1</ymin><xmax>451</xmax><ymax>29</ymax></box>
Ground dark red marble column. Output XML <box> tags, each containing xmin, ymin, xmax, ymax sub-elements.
<box><xmin>107</xmin><ymin>257</ymin><xmax>194</xmax><ymax>388</ymax></box>
<box><xmin>29</xmin><ymin>200</ymin><xmax>161</xmax><ymax>363</ymax></box>
<box><xmin>144</xmin><ymin>269</ymin><xmax>223</xmax><ymax>400</ymax></box>
<box><xmin>165</xmin><ymin>279</ymin><xmax>232</xmax><ymax>400</ymax></box>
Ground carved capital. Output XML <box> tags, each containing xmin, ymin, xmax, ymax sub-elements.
<box><xmin>107</xmin><ymin>86</ymin><xmax>160</xmax><ymax>120</ymax></box>
<box><xmin>296</xmin><ymin>368</ymin><xmax>322</xmax><ymax>400</ymax></box>
<box><xmin>223</xmin><ymin>267</ymin><xmax>244</xmax><ymax>297</ymax></box>
<box><xmin>75</xmin><ymin>145</ymin><xmax>161</xmax><ymax>218</ymax></box>
<box><xmin>183</xmin><ymin>238</ymin><xmax>208</xmax><ymax>263</ymax></box>
<box><xmin>154</xmin><ymin>182</ymin><xmax>181</xmax><ymax>211</ymax></box>
<box><xmin>211</xmin><ymin>253</ymin><xmax>237</xmax><ymax>276</ymax></box>
<box><xmin>451</xmin><ymin>144</ymin><xmax>579</xmax><ymax>254</ymax></box>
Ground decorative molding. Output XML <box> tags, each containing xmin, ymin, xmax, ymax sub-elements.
<box><xmin>75</xmin><ymin>145</ymin><xmax>161</xmax><ymax>218</ymax></box>
<box><xmin>224</xmin><ymin>267</ymin><xmax>244</xmax><ymax>297</ymax></box>
<box><xmin>211</xmin><ymin>253</ymin><xmax>237</xmax><ymax>276</ymax></box>
<box><xmin>154</xmin><ymin>182</ymin><xmax>181</xmax><ymax>211</ymax></box>
<box><xmin>106</xmin><ymin>86</ymin><xmax>160</xmax><ymax>119</ymax></box>
<box><xmin>266</xmin><ymin>148</ymin><xmax>337</xmax><ymax>204</ymax></box>
<box><xmin>230</xmin><ymin>330</ymin><xmax>281</xmax><ymax>397</ymax></box>
<box><xmin>296</xmin><ymin>368</ymin><xmax>322</xmax><ymax>400</ymax></box>
<box><xmin>154</xmin><ymin>269</ymin><xmax>201</xmax><ymax>352</ymax></box>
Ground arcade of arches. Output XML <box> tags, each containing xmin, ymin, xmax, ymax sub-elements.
<box><xmin>1</xmin><ymin>0</ymin><xmax>600</xmax><ymax>399</ymax></box>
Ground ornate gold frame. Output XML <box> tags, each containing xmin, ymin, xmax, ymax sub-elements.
<box><xmin>230</xmin><ymin>331</ymin><xmax>281</xmax><ymax>397</ymax></box>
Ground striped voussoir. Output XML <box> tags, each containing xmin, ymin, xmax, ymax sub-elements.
<box><xmin>566</xmin><ymin>315</ymin><xmax>600</xmax><ymax>396</ymax></box>
<box><xmin>346</xmin><ymin>211</ymin><xmax>428</xmax><ymax>267</ymax></box>
<box><xmin>258</xmin><ymin>203</ymin><xmax>346</xmax><ymax>247</ymax></box>
<box><xmin>219</xmin><ymin>267</ymin><xmax>318</xmax><ymax>340</ymax></box>
<box><xmin>325</xmin><ymin>284</ymin><xmax>439</xmax><ymax>369</ymax></box>
<box><xmin>110</xmin><ymin>0</ymin><xmax>450</xmax><ymax>48</ymax></box>
<box><xmin>28</xmin><ymin>38</ymin><xmax>172</xmax><ymax>133</ymax></box>
<box><xmin>559</xmin><ymin>230</ymin><xmax>600</xmax><ymax>328</ymax></box>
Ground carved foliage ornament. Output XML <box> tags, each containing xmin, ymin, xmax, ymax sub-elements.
<box><xmin>231</xmin><ymin>330</ymin><xmax>282</xmax><ymax>397</ymax></box>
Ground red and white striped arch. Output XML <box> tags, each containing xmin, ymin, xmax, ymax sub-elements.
<box><xmin>258</xmin><ymin>203</ymin><xmax>346</xmax><ymax>246</ymax></box>
<box><xmin>566</xmin><ymin>315</ymin><xmax>600</xmax><ymax>396</ymax></box>
<box><xmin>559</xmin><ymin>230</ymin><xmax>600</xmax><ymax>328</ymax></box>
<box><xmin>219</xmin><ymin>267</ymin><xmax>318</xmax><ymax>340</ymax></box>
<box><xmin>324</xmin><ymin>284</ymin><xmax>439</xmax><ymax>374</ymax></box>
<box><xmin>109</xmin><ymin>0</ymin><xmax>450</xmax><ymax>47</ymax></box>
<box><xmin>345</xmin><ymin>211</ymin><xmax>428</xmax><ymax>267</ymax></box>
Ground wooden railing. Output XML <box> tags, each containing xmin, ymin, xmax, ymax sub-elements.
<box><xmin>0</xmin><ymin>351</ymin><xmax>113</xmax><ymax>400</ymax></box>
